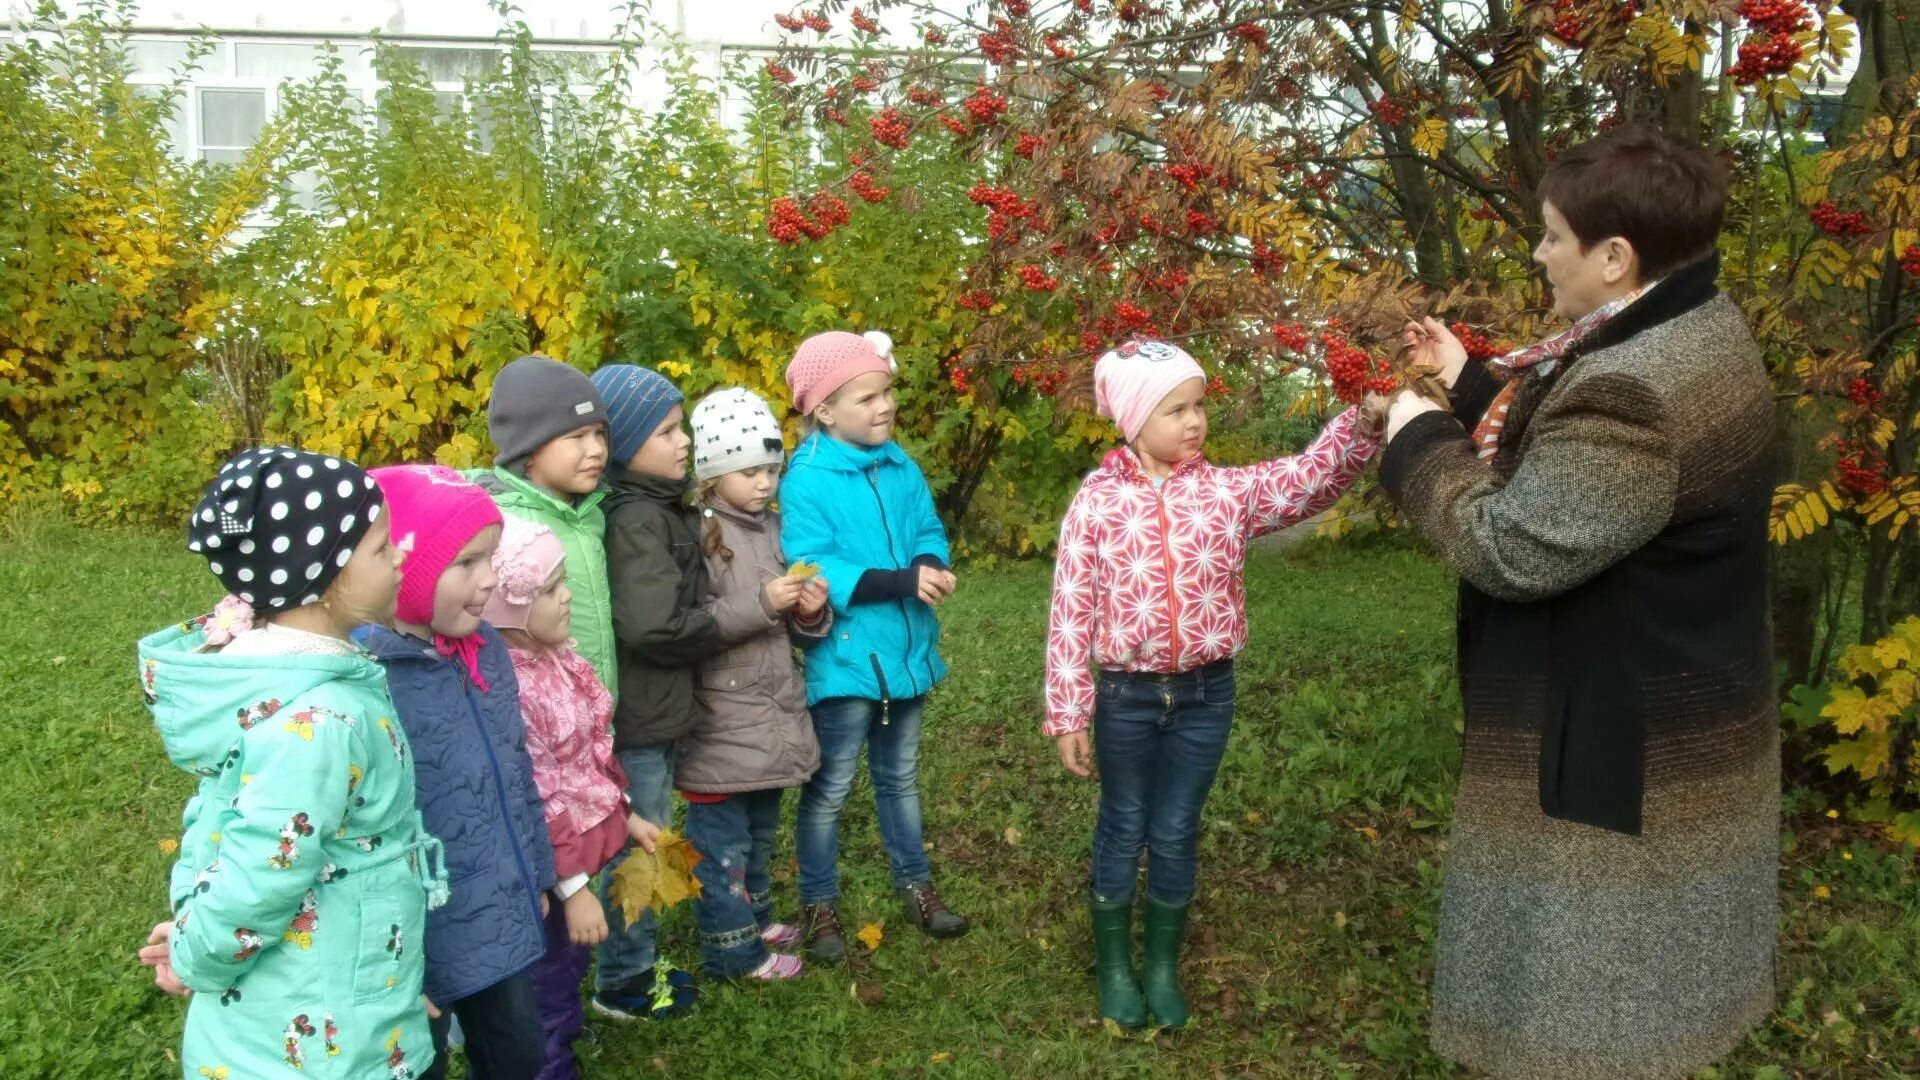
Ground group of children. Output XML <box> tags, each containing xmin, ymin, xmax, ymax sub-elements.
<box><xmin>138</xmin><ymin>331</ymin><xmax>1379</xmax><ymax>1078</ymax></box>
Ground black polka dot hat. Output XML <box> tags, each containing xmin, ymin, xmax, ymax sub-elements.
<box><xmin>185</xmin><ymin>446</ymin><xmax>385</xmax><ymax>611</ymax></box>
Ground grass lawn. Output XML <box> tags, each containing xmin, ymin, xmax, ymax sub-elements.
<box><xmin>0</xmin><ymin>512</ymin><xmax>1915</xmax><ymax>1078</ymax></box>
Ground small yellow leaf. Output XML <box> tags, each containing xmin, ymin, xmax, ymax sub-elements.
<box><xmin>857</xmin><ymin>921</ymin><xmax>885</xmax><ymax>951</ymax></box>
<box><xmin>930</xmin><ymin>1052</ymin><xmax>954</xmax><ymax>1064</ymax></box>
<box><xmin>1003</xmin><ymin>825</ymin><xmax>1022</xmax><ymax>846</ymax></box>
<box><xmin>1813</xmin><ymin>884</ymin><xmax>1831</xmax><ymax>899</ymax></box>
<box><xmin>158</xmin><ymin>838</ymin><xmax>179</xmax><ymax>854</ymax></box>
<box><xmin>787</xmin><ymin>561</ymin><xmax>821</xmax><ymax>580</ymax></box>
<box><xmin>608</xmin><ymin>829</ymin><xmax>704</xmax><ymax>923</ymax></box>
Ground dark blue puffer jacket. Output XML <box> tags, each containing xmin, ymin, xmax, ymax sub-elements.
<box><xmin>356</xmin><ymin>623</ymin><xmax>556</xmax><ymax>1004</ymax></box>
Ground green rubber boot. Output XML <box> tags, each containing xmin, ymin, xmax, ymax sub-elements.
<box><xmin>1088</xmin><ymin>896</ymin><xmax>1147</xmax><ymax>1028</ymax></box>
<box><xmin>1141</xmin><ymin>897</ymin><xmax>1191</xmax><ymax>1029</ymax></box>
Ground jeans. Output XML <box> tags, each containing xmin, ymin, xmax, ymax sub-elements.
<box><xmin>596</xmin><ymin>744</ymin><xmax>674</xmax><ymax>992</ymax></box>
<box><xmin>796</xmin><ymin>695</ymin><xmax>933</xmax><ymax>904</ymax></box>
<box><xmin>529</xmin><ymin>899</ymin><xmax>589</xmax><ymax>1080</ymax></box>
<box><xmin>684</xmin><ymin>789</ymin><xmax>786</xmax><ymax>978</ymax></box>
<box><xmin>422</xmin><ymin>968</ymin><xmax>545</xmax><ymax>1080</ymax></box>
<box><xmin>1089</xmin><ymin>660</ymin><xmax>1235</xmax><ymax>905</ymax></box>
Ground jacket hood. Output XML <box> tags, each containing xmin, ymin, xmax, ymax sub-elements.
<box><xmin>791</xmin><ymin>432</ymin><xmax>909</xmax><ymax>474</ymax></box>
<box><xmin>138</xmin><ymin>619</ymin><xmax>387</xmax><ymax>778</ymax></box>
<box><xmin>603</xmin><ymin>467</ymin><xmax>691</xmax><ymax>511</ymax></box>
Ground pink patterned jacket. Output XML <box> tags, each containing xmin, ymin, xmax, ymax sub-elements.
<box><xmin>507</xmin><ymin>643</ymin><xmax>629</xmax><ymax>874</ymax></box>
<box><xmin>1043</xmin><ymin>407</ymin><xmax>1379</xmax><ymax>735</ymax></box>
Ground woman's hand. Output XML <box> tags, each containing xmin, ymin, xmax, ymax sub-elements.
<box><xmin>1402</xmin><ymin>316</ymin><xmax>1469</xmax><ymax>390</ymax></box>
<box><xmin>1055</xmin><ymin>731</ymin><xmax>1093</xmax><ymax>777</ymax></box>
<box><xmin>1386</xmin><ymin>388</ymin><xmax>1446</xmax><ymax>443</ymax></box>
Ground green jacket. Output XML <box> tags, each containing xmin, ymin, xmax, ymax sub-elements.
<box><xmin>472</xmin><ymin>466</ymin><xmax>616</xmax><ymax>694</ymax></box>
<box><xmin>141</xmin><ymin>620</ymin><xmax>447</xmax><ymax>1080</ymax></box>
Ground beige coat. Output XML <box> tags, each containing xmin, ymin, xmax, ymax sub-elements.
<box><xmin>675</xmin><ymin>503</ymin><xmax>825</xmax><ymax>793</ymax></box>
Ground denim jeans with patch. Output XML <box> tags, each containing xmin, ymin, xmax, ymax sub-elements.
<box><xmin>1089</xmin><ymin>660</ymin><xmax>1236</xmax><ymax>905</ymax></box>
<box><xmin>795</xmin><ymin>694</ymin><xmax>933</xmax><ymax>904</ymax></box>
<box><xmin>683</xmin><ymin>788</ymin><xmax>786</xmax><ymax>978</ymax></box>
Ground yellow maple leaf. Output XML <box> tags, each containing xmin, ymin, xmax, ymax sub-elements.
<box><xmin>608</xmin><ymin>829</ymin><xmax>704</xmax><ymax>923</ymax></box>
<box><xmin>788</xmin><ymin>561</ymin><xmax>821</xmax><ymax>580</ymax></box>
<box><xmin>856</xmin><ymin>921</ymin><xmax>885</xmax><ymax>951</ymax></box>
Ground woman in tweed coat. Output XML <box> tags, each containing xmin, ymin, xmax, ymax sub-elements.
<box><xmin>1380</xmin><ymin>126</ymin><xmax>1778</xmax><ymax>1078</ymax></box>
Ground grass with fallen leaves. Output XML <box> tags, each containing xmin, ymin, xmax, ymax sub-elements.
<box><xmin>0</xmin><ymin>510</ymin><xmax>1914</xmax><ymax>1078</ymax></box>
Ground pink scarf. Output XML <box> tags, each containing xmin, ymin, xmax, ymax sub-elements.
<box><xmin>1472</xmin><ymin>279</ymin><xmax>1659</xmax><ymax>460</ymax></box>
<box><xmin>435</xmin><ymin>633</ymin><xmax>491</xmax><ymax>693</ymax></box>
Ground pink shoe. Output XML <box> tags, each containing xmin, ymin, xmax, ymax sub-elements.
<box><xmin>747</xmin><ymin>952</ymin><xmax>804</xmax><ymax>980</ymax></box>
<box><xmin>760</xmin><ymin>922</ymin><xmax>802</xmax><ymax>949</ymax></box>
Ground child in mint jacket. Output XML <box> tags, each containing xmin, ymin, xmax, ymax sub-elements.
<box><xmin>138</xmin><ymin>447</ymin><xmax>446</xmax><ymax>1080</ymax></box>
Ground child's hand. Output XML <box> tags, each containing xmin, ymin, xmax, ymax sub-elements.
<box><xmin>916</xmin><ymin>566</ymin><xmax>957</xmax><ymax>605</ymax></box>
<box><xmin>137</xmin><ymin>920</ymin><xmax>190</xmax><ymax>997</ymax></box>
<box><xmin>627</xmin><ymin>813</ymin><xmax>660</xmax><ymax>854</ymax></box>
<box><xmin>763</xmin><ymin>574</ymin><xmax>808</xmax><ymax>614</ymax></box>
<box><xmin>540</xmin><ymin>892</ymin><xmax>550</xmax><ymax>918</ymax></box>
<box><xmin>423</xmin><ymin>995</ymin><xmax>441</xmax><ymax>1020</ymax></box>
<box><xmin>796</xmin><ymin>576</ymin><xmax>830</xmax><ymax>618</ymax></box>
<box><xmin>1055</xmin><ymin>731</ymin><xmax>1093</xmax><ymax>777</ymax></box>
<box><xmin>564</xmin><ymin>889</ymin><xmax>609</xmax><ymax>946</ymax></box>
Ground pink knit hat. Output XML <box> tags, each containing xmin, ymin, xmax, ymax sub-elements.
<box><xmin>370</xmin><ymin>465</ymin><xmax>505</xmax><ymax>627</ymax></box>
<box><xmin>785</xmin><ymin>330</ymin><xmax>898</xmax><ymax>416</ymax></box>
<box><xmin>1093</xmin><ymin>339</ymin><xmax>1208</xmax><ymax>442</ymax></box>
<box><xmin>483</xmin><ymin>518</ymin><xmax>567</xmax><ymax>632</ymax></box>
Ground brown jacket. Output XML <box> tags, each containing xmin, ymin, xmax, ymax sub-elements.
<box><xmin>674</xmin><ymin>503</ymin><xmax>825</xmax><ymax>793</ymax></box>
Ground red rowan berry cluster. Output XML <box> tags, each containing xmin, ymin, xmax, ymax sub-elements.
<box><xmin>907</xmin><ymin>86</ymin><xmax>942</xmax><ymax>106</ymax></box>
<box><xmin>851</xmin><ymin>74</ymin><xmax>878</xmax><ymax>94</ymax></box>
<box><xmin>1185</xmin><ymin>210</ymin><xmax>1218</xmax><ymax>234</ymax></box>
<box><xmin>1233</xmin><ymin>22</ymin><xmax>1267</xmax><ymax>49</ymax></box>
<box><xmin>1164</xmin><ymin>162</ymin><xmax>1215</xmax><ymax>192</ymax></box>
<box><xmin>775</xmin><ymin>13</ymin><xmax>803</xmax><ymax>31</ymax></box>
<box><xmin>1272</xmin><ymin>321</ymin><xmax>1309</xmax><ymax>352</ymax></box>
<box><xmin>1836</xmin><ymin>440</ymin><xmax>1887</xmax><ymax>498</ymax></box>
<box><xmin>871</xmin><ymin>108</ymin><xmax>910</xmax><ymax>148</ymax></box>
<box><xmin>957</xmin><ymin>290</ymin><xmax>995</xmax><ymax>311</ymax></box>
<box><xmin>1449</xmin><ymin>321</ymin><xmax>1504</xmax><ymax>361</ymax></box>
<box><xmin>1013</xmin><ymin>132</ymin><xmax>1044</xmax><ymax>158</ymax></box>
<box><xmin>765</xmin><ymin>59</ymin><xmax>796</xmax><ymax>85</ymax></box>
<box><xmin>1900</xmin><ymin>243</ymin><xmax>1920</xmax><ymax>277</ymax></box>
<box><xmin>850</xmin><ymin>171</ymin><xmax>890</xmax><ymax>203</ymax></box>
<box><xmin>1810</xmin><ymin>201</ymin><xmax>1871</xmax><ymax>239</ymax></box>
<box><xmin>1369</xmin><ymin>97</ymin><xmax>1409</xmax><ymax>127</ymax></box>
<box><xmin>1018</xmin><ymin>264</ymin><xmax>1059</xmax><ymax>291</ymax></box>
<box><xmin>979</xmin><ymin>20</ymin><xmax>1022</xmax><ymax>64</ymax></box>
<box><xmin>964</xmin><ymin>85</ymin><xmax>1009</xmax><ymax>123</ymax></box>
<box><xmin>850</xmin><ymin>7</ymin><xmax>881</xmax><ymax>33</ymax></box>
<box><xmin>1045</xmin><ymin>34</ymin><xmax>1076</xmax><ymax>59</ymax></box>
<box><xmin>803</xmin><ymin>10</ymin><xmax>830</xmax><ymax>31</ymax></box>
<box><xmin>1847</xmin><ymin>377</ymin><xmax>1882</xmax><ymax>409</ymax></box>
<box><xmin>1321</xmin><ymin>333</ymin><xmax>1395</xmax><ymax>402</ymax></box>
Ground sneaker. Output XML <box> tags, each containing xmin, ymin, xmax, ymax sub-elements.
<box><xmin>590</xmin><ymin>963</ymin><xmax>698</xmax><ymax>1020</ymax></box>
<box><xmin>747</xmin><ymin>952</ymin><xmax>804</xmax><ymax>980</ymax></box>
<box><xmin>898</xmin><ymin>881</ymin><xmax>969</xmax><ymax>939</ymax></box>
<box><xmin>798</xmin><ymin>903</ymin><xmax>847</xmax><ymax>964</ymax></box>
<box><xmin>760</xmin><ymin>922</ymin><xmax>802</xmax><ymax>949</ymax></box>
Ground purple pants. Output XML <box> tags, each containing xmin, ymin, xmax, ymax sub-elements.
<box><xmin>531</xmin><ymin>898</ymin><xmax>591</xmax><ymax>1080</ymax></box>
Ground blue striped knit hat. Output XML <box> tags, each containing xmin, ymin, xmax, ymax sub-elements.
<box><xmin>591</xmin><ymin>364</ymin><xmax>685</xmax><ymax>464</ymax></box>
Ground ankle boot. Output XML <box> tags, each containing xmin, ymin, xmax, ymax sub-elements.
<box><xmin>1141</xmin><ymin>896</ymin><xmax>1191</xmax><ymax>1029</ymax></box>
<box><xmin>1088</xmin><ymin>896</ymin><xmax>1147</xmax><ymax>1028</ymax></box>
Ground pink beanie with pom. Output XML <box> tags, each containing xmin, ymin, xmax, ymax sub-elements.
<box><xmin>482</xmin><ymin>518</ymin><xmax>567</xmax><ymax>632</ymax></box>
<box><xmin>785</xmin><ymin>330</ymin><xmax>898</xmax><ymax>416</ymax></box>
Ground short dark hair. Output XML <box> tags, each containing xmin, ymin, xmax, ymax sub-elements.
<box><xmin>1538</xmin><ymin>125</ymin><xmax>1726</xmax><ymax>281</ymax></box>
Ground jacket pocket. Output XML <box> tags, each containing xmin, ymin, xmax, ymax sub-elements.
<box><xmin>351</xmin><ymin>875</ymin><xmax>426</xmax><ymax>1005</ymax></box>
<box><xmin>700</xmin><ymin>664</ymin><xmax>753</xmax><ymax>693</ymax></box>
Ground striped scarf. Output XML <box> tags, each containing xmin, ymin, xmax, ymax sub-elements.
<box><xmin>1471</xmin><ymin>279</ymin><xmax>1661</xmax><ymax>460</ymax></box>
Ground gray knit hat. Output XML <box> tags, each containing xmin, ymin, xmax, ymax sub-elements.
<box><xmin>488</xmin><ymin>355</ymin><xmax>608</xmax><ymax>472</ymax></box>
<box><xmin>691</xmin><ymin>388</ymin><xmax>786</xmax><ymax>481</ymax></box>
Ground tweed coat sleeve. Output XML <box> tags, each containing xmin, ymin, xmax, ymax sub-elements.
<box><xmin>1380</xmin><ymin>369</ymin><xmax>1678</xmax><ymax>603</ymax></box>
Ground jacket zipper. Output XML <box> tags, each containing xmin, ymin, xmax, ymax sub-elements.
<box><xmin>464</xmin><ymin>676</ymin><xmax>544</xmax><ymax>927</ymax></box>
<box><xmin>865</xmin><ymin>464</ymin><xmax>920</xmax><ymax>708</ymax></box>
<box><xmin>868</xmin><ymin>654</ymin><xmax>893</xmax><ymax>726</ymax></box>
<box><xmin>1154</xmin><ymin>488</ymin><xmax>1183</xmax><ymax>666</ymax></box>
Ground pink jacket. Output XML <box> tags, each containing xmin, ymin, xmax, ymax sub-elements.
<box><xmin>1043</xmin><ymin>407</ymin><xmax>1379</xmax><ymax>735</ymax></box>
<box><xmin>507</xmin><ymin>643</ymin><xmax>630</xmax><ymax>877</ymax></box>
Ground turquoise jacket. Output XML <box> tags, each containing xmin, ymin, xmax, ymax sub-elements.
<box><xmin>779</xmin><ymin>432</ymin><xmax>950</xmax><ymax>706</ymax></box>
<box><xmin>471</xmin><ymin>466</ymin><xmax>616</xmax><ymax>695</ymax></box>
<box><xmin>141</xmin><ymin>620</ymin><xmax>447</xmax><ymax>1080</ymax></box>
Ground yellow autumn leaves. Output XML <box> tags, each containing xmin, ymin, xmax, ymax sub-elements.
<box><xmin>607</xmin><ymin>829</ymin><xmax>704</xmax><ymax>923</ymax></box>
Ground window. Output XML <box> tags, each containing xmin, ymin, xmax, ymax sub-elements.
<box><xmin>197</xmin><ymin>87</ymin><xmax>265</xmax><ymax>163</ymax></box>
